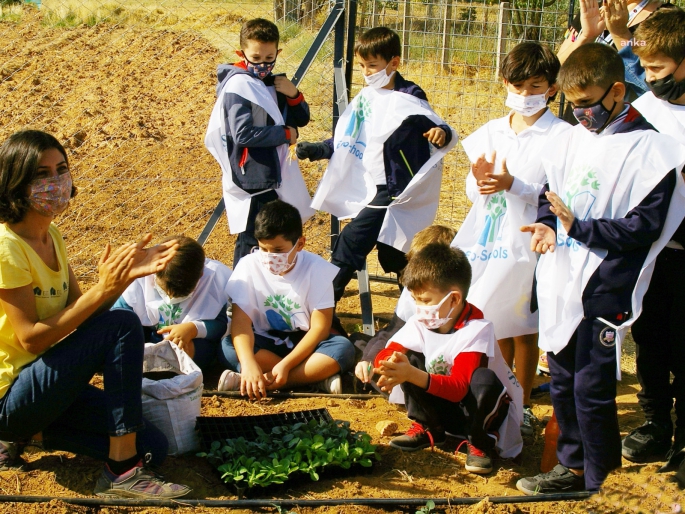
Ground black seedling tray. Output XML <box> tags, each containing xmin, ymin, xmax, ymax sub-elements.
<box><xmin>196</xmin><ymin>408</ymin><xmax>333</xmax><ymax>450</ymax></box>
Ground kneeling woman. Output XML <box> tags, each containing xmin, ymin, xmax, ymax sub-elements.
<box><xmin>0</xmin><ymin>130</ymin><xmax>190</xmax><ymax>499</ymax></box>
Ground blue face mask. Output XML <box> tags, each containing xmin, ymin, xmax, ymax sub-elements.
<box><xmin>242</xmin><ymin>54</ymin><xmax>277</xmax><ymax>80</ymax></box>
<box><xmin>571</xmin><ymin>84</ymin><xmax>616</xmax><ymax>133</ymax></box>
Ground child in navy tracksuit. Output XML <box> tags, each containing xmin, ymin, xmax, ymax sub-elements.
<box><xmin>517</xmin><ymin>43</ymin><xmax>684</xmax><ymax>494</ymax></box>
<box><xmin>296</xmin><ymin>27</ymin><xmax>452</xmax><ymax>302</ymax></box>
<box><xmin>621</xmin><ymin>8</ymin><xmax>685</xmax><ymax>470</ymax></box>
<box><xmin>216</xmin><ymin>18</ymin><xmax>310</xmax><ymax>265</ymax></box>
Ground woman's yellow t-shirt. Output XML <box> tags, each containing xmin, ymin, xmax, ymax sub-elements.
<box><xmin>0</xmin><ymin>224</ymin><xmax>70</xmax><ymax>398</ymax></box>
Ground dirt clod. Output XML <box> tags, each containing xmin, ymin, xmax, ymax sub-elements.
<box><xmin>375</xmin><ymin>420</ymin><xmax>398</xmax><ymax>437</ymax></box>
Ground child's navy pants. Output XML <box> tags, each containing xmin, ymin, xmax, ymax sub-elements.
<box><xmin>548</xmin><ymin>315</ymin><xmax>626</xmax><ymax>491</ymax></box>
<box><xmin>331</xmin><ymin>185</ymin><xmax>407</xmax><ymax>301</ymax></box>
<box><xmin>631</xmin><ymin>247</ymin><xmax>685</xmax><ymax>433</ymax></box>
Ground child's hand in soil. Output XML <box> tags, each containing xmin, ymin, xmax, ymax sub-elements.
<box><xmin>158</xmin><ymin>322</ymin><xmax>198</xmax><ymax>356</ymax></box>
<box><xmin>241</xmin><ymin>361</ymin><xmax>268</xmax><ymax>400</ymax></box>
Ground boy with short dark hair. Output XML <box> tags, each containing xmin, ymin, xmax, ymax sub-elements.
<box><xmin>113</xmin><ymin>235</ymin><xmax>232</xmax><ymax>372</ymax></box>
<box><xmin>373</xmin><ymin>243</ymin><xmax>523</xmax><ymax>475</ymax></box>
<box><xmin>205</xmin><ymin>18</ymin><xmax>313</xmax><ymax>266</ymax></box>
<box><xmin>297</xmin><ymin>27</ymin><xmax>456</xmax><ymax>302</ymax></box>
<box><xmin>619</xmin><ymin>6</ymin><xmax>685</xmax><ymax>469</ymax></box>
<box><xmin>451</xmin><ymin>42</ymin><xmax>570</xmax><ymax>436</ymax></box>
<box><xmin>218</xmin><ymin>200</ymin><xmax>355</xmax><ymax>398</ymax></box>
<box><xmin>517</xmin><ymin>43</ymin><xmax>685</xmax><ymax>494</ymax></box>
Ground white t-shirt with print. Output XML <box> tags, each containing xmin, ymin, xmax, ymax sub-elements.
<box><xmin>227</xmin><ymin>250</ymin><xmax>339</xmax><ymax>342</ymax></box>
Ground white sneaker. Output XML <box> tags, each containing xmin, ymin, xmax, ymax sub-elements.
<box><xmin>217</xmin><ymin>370</ymin><xmax>241</xmax><ymax>391</ymax></box>
<box><xmin>315</xmin><ymin>374</ymin><xmax>342</xmax><ymax>394</ymax></box>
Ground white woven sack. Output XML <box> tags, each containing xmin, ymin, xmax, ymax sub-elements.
<box><xmin>141</xmin><ymin>340</ymin><xmax>203</xmax><ymax>456</ymax></box>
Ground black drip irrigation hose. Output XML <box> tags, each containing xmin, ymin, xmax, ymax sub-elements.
<box><xmin>203</xmin><ymin>390</ymin><xmax>380</xmax><ymax>400</ymax></box>
<box><xmin>0</xmin><ymin>491</ymin><xmax>593</xmax><ymax>508</ymax></box>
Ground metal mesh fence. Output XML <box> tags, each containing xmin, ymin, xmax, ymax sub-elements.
<box><xmin>355</xmin><ymin>0</ymin><xmax>571</xmax><ymax>280</ymax></box>
<box><xmin>0</xmin><ymin>0</ymin><xmax>336</xmax><ymax>284</ymax></box>
<box><xmin>1</xmin><ymin>0</ymin><xmax>671</xmax><ymax>309</ymax></box>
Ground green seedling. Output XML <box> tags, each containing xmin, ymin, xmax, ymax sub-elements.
<box><xmin>197</xmin><ymin>419</ymin><xmax>379</xmax><ymax>489</ymax></box>
<box><xmin>416</xmin><ymin>499</ymin><xmax>436</xmax><ymax>514</ymax></box>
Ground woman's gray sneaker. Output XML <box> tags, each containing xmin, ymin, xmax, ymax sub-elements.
<box><xmin>94</xmin><ymin>463</ymin><xmax>191</xmax><ymax>499</ymax></box>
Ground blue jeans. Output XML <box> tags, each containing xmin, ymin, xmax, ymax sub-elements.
<box><xmin>219</xmin><ymin>333</ymin><xmax>355</xmax><ymax>374</ymax></box>
<box><xmin>0</xmin><ymin>309</ymin><xmax>168</xmax><ymax>466</ymax></box>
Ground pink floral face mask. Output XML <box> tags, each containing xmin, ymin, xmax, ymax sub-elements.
<box><xmin>28</xmin><ymin>172</ymin><xmax>72</xmax><ymax>217</ymax></box>
<box><xmin>415</xmin><ymin>292</ymin><xmax>456</xmax><ymax>330</ymax></box>
<box><xmin>256</xmin><ymin>243</ymin><xmax>299</xmax><ymax>275</ymax></box>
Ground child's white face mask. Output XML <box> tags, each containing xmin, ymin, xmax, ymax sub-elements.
<box><xmin>256</xmin><ymin>244</ymin><xmax>299</xmax><ymax>275</ymax></box>
<box><xmin>415</xmin><ymin>291</ymin><xmax>456</xmax><ymax>330</ymax></box>
<box><xmin>364</xmin><ymin>65</ymin><xmax>395</xmax><ymax>89</ymax></box>
<box><xmin>505</xmin><ymin>89</ymin><xmax>549</xmax><ymax>117</ymax></box>
<box><xmin>154</xmin><ymin>281</ymin><xmax>192</xmax><ymax>305</ymax></box>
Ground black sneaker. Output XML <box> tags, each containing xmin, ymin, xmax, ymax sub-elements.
<box><xmin>660</xmin><ymin>427</ymin><xmax>685</xmax><ymax>473</ymax></box>
<box><xmin>465</xmin><ymin>443</ymin><xmax>492</xmax><ymax>474</ymax></box>
<box><xmin>621</xmin><ymin>421</ymin><xmax>672</xmax><ymax>463</ymax></box>
<box><xmin>676</xmin><ymin>455</ymin><xmax>685</xmax><ymax>488</ymax></box>
<box><xmin>389</xmin><ymin>422</ymin><xmax>445</xmax><ymax>451</ymax></box>
<box><xmin>516</xmin><ymin>464</ymin><xmax>585</xmax><ymax>495</ymax></box>
<box><xmin>0</xmin><ymin>440</ymin><xmax>26</xmax><ymax>471</ymax></box>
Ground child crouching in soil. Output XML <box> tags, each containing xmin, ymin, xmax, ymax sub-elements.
<box><xmin>374</xmin><ymin>243</ymin><xmax>523</xmax><ymax>474</ymax></box>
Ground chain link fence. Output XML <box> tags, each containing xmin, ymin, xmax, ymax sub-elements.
<box><xmin>2</xmin><ymin>0</ymin><xmax>654</xmax><ymax>313</ymax></box>
<box><xmin>354</xmin><ymin>0</ymin><xmax>571</xmax><ymax>282</ymax></box>
<box><xmin>0</xmin><ymin>0</ymin><xmax>336</xmax><ymax>285</ymax></box>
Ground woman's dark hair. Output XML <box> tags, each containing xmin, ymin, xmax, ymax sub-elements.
<box><xmin>0</xmin><ymin>130</ymin><xmax>76</xmax><ymax>224</ymax></box>
<box><xmin>156</xmin><ymin>235</ymin><xmax>205</xmax><ymax>298</ymax></box>
<box><xmin>254</xmin><ymin>199</ymin><xmax>303</xmax><ymax>244</ymax></box>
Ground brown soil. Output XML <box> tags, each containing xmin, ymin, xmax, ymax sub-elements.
<box><xmin>0</xmin><ymin>6</ymin><xmax>682</xmax><ymax>514</ymax></box>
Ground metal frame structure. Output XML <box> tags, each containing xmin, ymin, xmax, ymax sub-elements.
<box><xmin>198</xmin><ymin>0</ymin><xmax>577</xmax><ymax>337</ymax></box>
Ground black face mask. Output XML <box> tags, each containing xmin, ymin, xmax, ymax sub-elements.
<box><xmin>648</xmin><ymin>58</ymin><xmax>685</xmax><ymax>103</ymax></box>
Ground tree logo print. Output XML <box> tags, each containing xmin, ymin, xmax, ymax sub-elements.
<box><xmin>477</xmin><ymin>191</ymin><xmax>507</xmax><ymax>246</ymax></box>
<box><xmin>563</xmin><ymin>165</ymin><xmax>600</xmax><ymax>221</ymax></box>
<box><xmin>344</xmin><ymin>94</ymin><xmax>372</xmax><ymax>140</ymax></box>
<box><xmin>157</xmin><ymin>303</ymin><xmax>182</xmax><ymax>329</ymax></box>
<box><xmin>264</xmin><ymin>295</ymin><xmax>303</xmax><ymax>331</ymax></box>
<box><xmin>427</xmin><ymin>355</ymin><xmax>451</xmax><ymax>376</ymax></box>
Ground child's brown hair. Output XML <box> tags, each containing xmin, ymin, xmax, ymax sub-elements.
<box><xmin>354</xmin><ymin>27</ymin><xmax>401</xmax><ymax>63</ymax></box>
<box><xmin>239</xmin><ymin>18</ymin><xmax>279</xmax><ymax>49</ymax></box>
<box><xmin>156</xmin><ymin>235</ymin><xmax>205</xmax><ymax>298</ymax></box>
<box><xmin>632</xmin><ymin>6</ymin><xmax>685</xmax><ymax>63</ymax></box>
<box><xmin>500</xmin><ymin>41</ymin><xmax>560</xmax><ymax>86</ymax></box>
<box><xmin>405</xmin><ymin>225</ymin><xmax>457</xmax><ymax>262</ymax></box>
<box><xmin>401</xmin><ymin>243</ymin><xmax>471</xmax><ymax>297</ymax></box>
<box><xmin>557</xmin><ymin>43</ymin><xmax>625</xmax><ymax>93</ymax></box>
